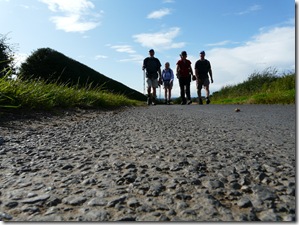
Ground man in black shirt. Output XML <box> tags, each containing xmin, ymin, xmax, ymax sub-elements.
<box><xmin>194</xmin><ymin>51</ymin><xmax>214</xmax><ymax>104</ymax></box>
<box><xmin>142</xmin><ymin>49</ymin><xmax>162</xmax><ymax>105</ymax></box>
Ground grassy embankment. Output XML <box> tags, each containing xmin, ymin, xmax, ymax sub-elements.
<box><xmin>0</xmin><ymin>69</ymin><xmax>295</xmax><ymax>111</ymax></box>
<box><xmin>211</xmin><ymin>69</ymin><xmax>295</xmax><ymax>104</ymax></box>
<box><xmin>0</xmin><ymin>73</ymin><xmax>141</xmax><ymax>111</ymax></box>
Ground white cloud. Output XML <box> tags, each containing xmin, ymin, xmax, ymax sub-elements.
<box><xmin>236</xmin><ymin>4</ymin><xmax>262</xmax><ymax>15</ymax></box>
<box><xmin>50</xmin><ymin>15</ymin><xmax>99</xmax><ymax>32</ymax></box>
<box><xmin>207</xmin><ymin>40</ymin><xmax>239</xmax><ymax>47</ymax></box>
<box><xmin>207</xmin><ymin>25</ymin><xmax>295</xmax><ymax>92</ymax></box>
<box><xmin>133</xmin><ymin>27</ymin><xmax>185</xmax><ymax>50</ymax></box>
<box><xmin>147</xmin><ymin>8</ymin><xmax>171</xmax><ymax>19</ymax></box>
<box><xmin>39</xmin><ymin>0</ymin><xmax>102</xmax><ymax>33</ymax></box>
<box><xmin>163</xmin><ymin>0</ymin><xmax>174</xmax><ymax>3</ymax></box>
<box><xmin>119</xmin><ymin>54</ymin><xmax>144</xmax><ymax>63</ymax></box>
<box><xmin>110</xmin><ymin>45</ymin><xmax>136</xmax><ymax>54</ymax></box>
<box><xmin>166</xmin><ymin>24</ymin><xmax>294</xmax><ymax>97</ymax></box>
<box><xmin>95</xmin><ymin>55</ymin><xmax>108</xmax><ymax>60</ymax></box>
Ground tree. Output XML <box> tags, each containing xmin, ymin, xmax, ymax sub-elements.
<box><xmin>0</xmin><ymin>34</ymin><xmax>16</xmax><ymax>78</ymax></box>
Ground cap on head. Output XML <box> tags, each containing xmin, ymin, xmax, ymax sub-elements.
<box><xmin>200</xmin><ymin>51</ymin><xmax>205</xmax><ymax>55</ymax></box>
<box><xmin>149</xmin><ymin>49</ymin><xmax>155</xmax><ymax>53</ymax></box>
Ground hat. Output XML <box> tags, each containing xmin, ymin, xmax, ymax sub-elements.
<box><xmin>149</xmin><ymin>49</ymin><xmax>155</xmax><ymax>52</ymax></box>
<box><xmin>200</xmin><ymin>51</ymin><xmax>205</xmax><ymax>55</ymax></box>
<box><xmin>180</xmin><ymin>51</ymin><xmax>187</xmax><ymax>56</ymax></box>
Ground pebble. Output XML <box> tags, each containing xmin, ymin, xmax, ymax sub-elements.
<box><xmin>0</xmin><ymin>105</ymin><xmax>295</xmax><ymax>221</ymax></box>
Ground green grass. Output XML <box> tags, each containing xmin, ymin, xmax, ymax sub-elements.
<box><xmin>1</xmin><ymin>68</ymin><xmax>295</xmax><ymax>112</ymax></box>
<box><xmin>211</xmin><ymin>69</ymin><xmax>295</xmax><ymax>104</ymax></box>
<box><xmin>0</xmin><ymin>74</ymin><xmax>141</xmax><ymax>111</ymax></box>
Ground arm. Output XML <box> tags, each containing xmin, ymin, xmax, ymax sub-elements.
<box><xmin>158</xmin><ymin>68</ymin><xmax>162</xmax><ymax>80</ymax></box>
<box><xmin>189</xmin><ymin>65</ymin><xmax>194</xmax><ymax>75</ymax></box>
<box><xmin>209</xmin><ymin>68</ymin><xmax>213</xmax><ymax>83</ymax></box>
<box><xmin>194</xmin><ymin>62</ymin><xmax>198</xmax><ymax>77</ymax></box>
<box><xmin>176</xmin><ymin>63</ymin><xmax>180</xmax><ymax>74</ymax></box>
<box><xmin>189</xmin><ymin>61</ymin><xmax>196</xmax><ymax>80</ymax></box>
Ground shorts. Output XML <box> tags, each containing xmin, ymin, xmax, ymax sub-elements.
<box><xmin>163</xmin><ymin>80</ymin><xmax>173</xmax><ymax>89</ymax></box>
<box><xmin>196</xmin><ymin>78</ymin><xmax>210</xmax><ymax>89</ymax></box>
<box><xmin>147</xmin><ymin>78</ymin><xmax>159</xmax><ymax>88</ymax></box>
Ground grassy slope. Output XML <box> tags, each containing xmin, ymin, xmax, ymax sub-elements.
<box><xmin>0</xmin><ymin>76</ymin><xmax>142</xmax><ymax>111</ymax></box>
<box><xmin>211</xmin><ymin>70</ymin><xmax>295</xmax><ymax>104</ymax></box>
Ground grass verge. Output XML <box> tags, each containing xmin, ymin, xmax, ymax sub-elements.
<box><xmin>0</xmin><ymin>76</ymin><xmax>142</xmax><ymax>111</ymax></box>
<box><xmin>211</xmin><ymin>69</ymin><xmax>295</xmax><ymax>104</ymax></box>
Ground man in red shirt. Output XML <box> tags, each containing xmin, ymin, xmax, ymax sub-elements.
<box><xmin>176</xmin><ymin>51</ymin><xmax>195</xmax><ymax>105</ymax></box>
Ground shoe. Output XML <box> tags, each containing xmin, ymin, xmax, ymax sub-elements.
<box><xmin>206</xmin><ymin>98</ymin><xmax>210</xmax><ymax>104</ymax></box>
<box><xmin>199</xmin><ymin>98</ymin><xmax>203</xmax><ymax>105</ymax></box>
<box><xmin>164</xmin><ymin>100</ymin><xmax>168</xmax><ymax>104</ymax></box>
<box><xmin>147</xmin><ymin>97</ymin><xmax>151</xmax><ymax>105</ymax></box>
<box><xmin>152</xmin><ymin>97</ymin><xmax>156</xmax><ymax>105</ymax></box>
<box><xmin>167</xmin><ymin>100</ymin><xmax>171</xmax><ymax>105</ymax></box>
<box><xmin>187</xmin><ymin>100</ymin><xmax>192</xmax><ymax>105</ymax></box>
<box><xmin>181</xmin><ymin>101</ymin><xmax>186</xmax><ymax>105</ymax></box>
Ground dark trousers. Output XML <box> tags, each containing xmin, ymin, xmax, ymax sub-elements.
<box><xmin>179</xmin><ymin>77</ymin><xmax>191</xmax><ymax>102</ymax></box>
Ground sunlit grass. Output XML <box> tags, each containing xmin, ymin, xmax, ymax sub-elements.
<box><xmin>0</xmin><ymin>72</ymin><xmax>141</xmax><ymax>110</ymax></box>
<box><xmin>212</xmin><ymin>69</ymin><xmax>295</xmax><ymax>104</ymax></box>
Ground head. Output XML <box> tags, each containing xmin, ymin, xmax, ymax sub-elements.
<box><xmin>165</xmin><ymin>62</ymin><xmax>170</xmax><ymax>69</ymax></box>
<box><xmin>149</xmin><ymin>49</ymin><xmax>155</xmax><ymax>57</ymax></box>
<box><xmin>200</xmin><ymin>51</ymin><xmax>205</xmax><ymax>59</ymax></box>
<box><xmin>180</xmin><ymin>51</ymin><xmax>187</xmax><ymax>59</ymax></box>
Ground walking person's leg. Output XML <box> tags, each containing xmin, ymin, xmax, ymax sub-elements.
<box><xmin>164</xmin><ymin>87</ymin><xmax>168</xmax><ymax>104</ymax></box>
<box><xmin>179</xmin><ymin>79</ymin><xmax>186</xmax><ymax>104</ymax></box>
<box><xmin>196</xmin><ymin>79</ymin><xmax>203</xmax><ymax>105</ymax></box>
<box><xmin>146</xmin><ymin>78</ymin><xmax>152</xmax><ymax>105</ymax></box>
<box><xmin>204</xmin><ymin>79</ymin><xmax>211</xmax><ymax>104</ymax></box>
<box><xmin>186</xmin><ymin>82</ymin><xmax>192</xmax><ymax>104</ymax></box>
<box><xmin>197</xmin><ymin>88</ymin><xmax>203</xmax><ymax>104</ymax></box>
<box><xmin>152</xmin><ymin>87</ymin><xmax>157</xmax><ymax>104</ymax></box>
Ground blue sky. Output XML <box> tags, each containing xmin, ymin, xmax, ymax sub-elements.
<box><xmin>0</xmin><ymin>0</ymin><xmax>295</xmax><ymax>97</ymax></box>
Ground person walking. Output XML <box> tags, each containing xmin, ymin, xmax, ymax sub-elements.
<box><xmin>161</xmin><ymin>62</ymin><xmax>174</xmax><ymax>104</ymax></box>
<box><xmin>176</xmin><ymin>51</ymin><xmax>195</xmax><ymax>105</ymax></box>
<box><xmin>142</xmin><ymin>49</ymin><xmax>162</xmax><ymax>105</ymax></box>
<box><xmin>194</xmin><ymin>51</ymin><xmax>213</xmax><ymax>104</ymax></box>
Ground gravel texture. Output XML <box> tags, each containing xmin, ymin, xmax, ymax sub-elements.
<box><xmin>0</xmin><ymin>104</ymin><xmax>296</xmax><ymax>222</ymax></box>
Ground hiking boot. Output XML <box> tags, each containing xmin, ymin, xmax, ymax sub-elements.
<box><xmin>199</xmin><ymin>98</ymin><xmax>203</xmax><ymax>105</ymax></box>
<box><xmin>147</xmin><ymin>97</ymin><xmax>152</xmax><ymax>105</ymax></box>
<box><xmin>206</xmin><ymin>98</ymin><xmax>210</xmax><ymax>104</ymax></box>
<box><xmin>187</xmin><ymin>100</ymin><xmax>192</xmax><ymax>105</ymax></box>
<box><xmin>152</xmin><ymin>97</ymin><xmax>156</xmax><ymax>105</ymax></box>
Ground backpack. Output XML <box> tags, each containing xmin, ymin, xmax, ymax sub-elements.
<box><xmin>162</xmin><ymin>68</ymin><xmax>173</xmax><ymax>81</ymax></box>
